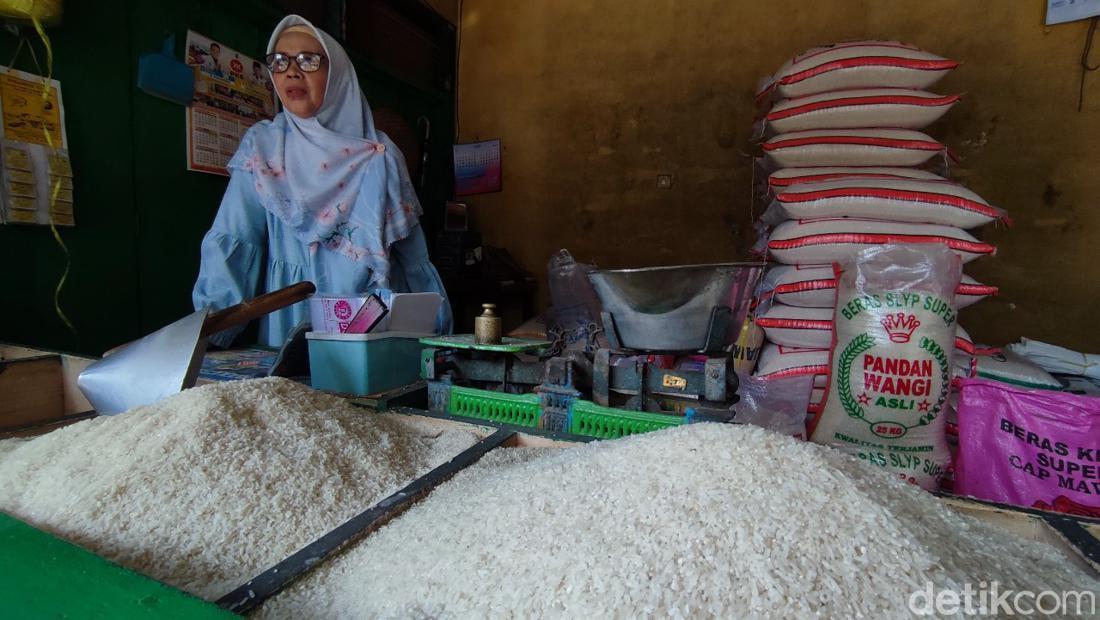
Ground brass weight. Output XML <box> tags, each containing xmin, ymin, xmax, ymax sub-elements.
<box><xmin>474</xmin><ymin>303</ymin><xmax>502</xmax><ymax>345</ymax></box>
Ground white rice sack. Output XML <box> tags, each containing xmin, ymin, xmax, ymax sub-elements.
<box><xmin>768</xmin><ymin>166</ymin><xmax>947</xmax><ymax>192</ymax></box>
<box><xmin>754</xmin><ymin>342</ymin><xmax>830</xmax><ymax>379</ymax></box>
<box><xmin>974</xmin><ymin>349</ymin><xmax>1063</xmax><ymax>390</ymax></box>
<box><xmin>773</xmin><ymin>178</ymin><xmax>1008</xmax><ymax>229</ymax></box>
<box><xmin>765</xmin><ymin>88</ymin><xmax>959</xmax><ymax>133</ymax></box>
<box><xmin>763</xmin><ymin>129</ymin><xmax>945</xmax><ymax>168</ymax></box>
<box><xmin>811</xmin><ymin>244</ymin><xmax>961</xmax><ymax>490</ymax></box>
<box><xmin>765</xmin><ymin>265</ymin><xmax>996</xmax><ymax>309</ymax></box>
<box><xmin>756</xmin><ymin>304</ymin><xmax>833</xmax><ymax>349</ymax></box>
<box><xmin>767</xmin><ymin>218</ymin><xmax>995</xmax><ymax>265</ymax></box>
<box><xmin>260</xmin><ymin>424</ymin><xmax>1099</xmax><ymax>619</ymax></box>
<box><xmin>765</xmin><ymin>264</ymin><xmax>838</xmax><ymax>307</ymax></box>
<box><xmin>0</xmin><ymin>378</ymin><xmax>479</xmax><ymax>600</ymax></box>
<box><xmin>772</xmin><ymin>40</ymin><xmax>958</xmax><ymax>98</ymax></box>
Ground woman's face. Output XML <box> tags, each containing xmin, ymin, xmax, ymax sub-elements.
<box><xmin>272</xmin><ymin>31</ymin><xmax>328</xmax><ymax>118</ymax></box>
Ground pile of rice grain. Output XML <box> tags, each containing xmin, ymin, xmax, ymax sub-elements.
<box><xmin>262</xmin><ymin>424</ymin><xmax>1099</xmax><ymax>619</ymax></box>
<box><xmin>0</xmin><ymin>377</ymin><xmax>478</xmax><ymax>600</ymax></box>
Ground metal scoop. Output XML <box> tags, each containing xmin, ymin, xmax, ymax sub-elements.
<box><xmin>77</xmin><ymin>282</ymin><xmax>316</xmax><ymax>415</ymax></box>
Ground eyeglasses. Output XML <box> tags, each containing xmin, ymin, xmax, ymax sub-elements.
<box><xmin>265</xmin><ymin>52</ymin><xmax>326</xmax><ymax>73</ymax></box>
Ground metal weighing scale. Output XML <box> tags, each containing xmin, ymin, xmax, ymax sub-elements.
<box><xmin>420</xmin><ymin>263</ymin><xmax>762</xmax><ymax>436</ymax></box>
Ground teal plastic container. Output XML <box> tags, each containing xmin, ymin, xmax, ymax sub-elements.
<box><xmin>306</xmin><ymin>331</ymin><xmax>431</xmax><ymax>396</ymax></box>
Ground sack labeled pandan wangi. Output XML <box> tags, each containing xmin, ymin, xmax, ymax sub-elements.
<box><xmin>812</xmin><ymin>244</ymin><xmax>961</xmax><ymax>490</ymax></box>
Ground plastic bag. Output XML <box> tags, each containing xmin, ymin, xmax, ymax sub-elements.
<box><xmin>735</xmin><ymin>374</ymin><xmax>814</xmax><ymax>440</ymax></box>
<box><xmin>954</xmin><ymin>377</ymin><xmax>1100</xmax><ymax>518</ymax></box>
<box><xmin>810</xmin><ymin>244</ymin><xmax>961</xmax><ymax>490</ymax></box>
<box><xmin>546</xmin><ymin>250</ymin><xmax>606</xmax><ymax>352</ymax></box>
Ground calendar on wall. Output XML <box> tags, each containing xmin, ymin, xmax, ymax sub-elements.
<box><xmin>453</xmin><ymin>139</ymin><xmax>502</xmax><ymax>196</ymax></box>
<box><xmin>184</xmin><ymin>31</ymin><xmax>276</xmax><ymax>176</ymax></box>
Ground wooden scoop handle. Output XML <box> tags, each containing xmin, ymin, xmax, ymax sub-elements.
<box><xmin>201</xmin><ymin>281</ymin><xmax>317</xmax><ymax>338</ymax></box>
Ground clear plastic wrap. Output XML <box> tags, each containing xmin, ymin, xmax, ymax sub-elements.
<box><xmin>810</xmin><ymin>244</ymin><xmax>961</xmax><ymax>490</ymax></box>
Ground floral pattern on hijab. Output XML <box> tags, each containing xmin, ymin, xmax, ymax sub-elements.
<box><xmin>228</xmin><ymin>14</ymin><xmax>422</xmax><ymax>287</ymax></box>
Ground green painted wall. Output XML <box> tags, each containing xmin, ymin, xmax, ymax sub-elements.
<box><xmin>0</xmin><ymin>0</ymin><xmax>454</xmax><ymax>356</ymax></box>
<box><xmin>458</xmin><ymin>0</ymin><xmax>1100</xmax><ymax>351</ymax></box>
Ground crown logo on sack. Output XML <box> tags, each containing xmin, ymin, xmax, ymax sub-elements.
<box><xmin>881</xmin><ymin>313</ymin><xmax>920</xmax><ymax>344</ymax></box>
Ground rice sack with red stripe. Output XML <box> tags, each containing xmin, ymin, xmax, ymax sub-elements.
<box><xmin>770</xmin><ymin>40</ymin><xmax>958</xmax><ymax>99</ymax></box>
<box><xmin>756</xmin><ymin>304</ymin><xmax>833</xmax><ymax>349</ymax></box>
<box><xmin>763</xmin><ymin>129</ymin><xmax>946</xmax><ymax>168</ymax></box>
<box><xmin>765</xmin><ymin>89</ymin><xmax>960</xmax><ymax>134</ymax></box>
<box><xmin>811</xmin><ymin>244</ymin><xmax>961</xmax><ymax>491</ymax></box>
<box><xmin>955</xmin><ymin>345</ymin><xmax>1062</xmax><ymax>390</ymax></box>
<box><xmin>772</xmin><ymin>178</ymin><xmax>1008</xmax><ymax>229</ymax></box>
<box><xmin>764</xmin><ymin>264</ymin><xmax>997</xmax><ymax>309</ymax></box>
<box><xmin>754</xmin><ymin>343</ymin><xmax>830</xmax><ymax>381</ymax></box>
<box><xmin>768</xmin><ymin>166</ymin><xmax>947</xmax><ymax>192</ymax></box>
<box><xmin>767</xmin><ymin>218</ymin><xmax>995</xmax><ymax>265</ymax></box>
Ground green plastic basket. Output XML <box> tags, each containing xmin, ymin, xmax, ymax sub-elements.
<box><xmin>569</xmin><ymin>400</ymin><xmax>684</xmax><ymax>439</ymax></box>
<box><xmin>448</xmin><ymin>386</ymin><xmax>542</xmax><ymax>428</ymax></box>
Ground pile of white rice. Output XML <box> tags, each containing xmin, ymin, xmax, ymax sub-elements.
<box><xmin>262</xmin><ymin>424</ymin><xmax>1099</xmax><ymax>618</ymax></box>
<box><xmin>0</xmin><ymin>377</ymin><xmax>478</xmax><ymax>599</ymax></box>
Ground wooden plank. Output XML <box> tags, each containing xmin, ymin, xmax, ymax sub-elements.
<box><xmin>216</xmin><ymin>428</ymin><xmax>517</xmax><ymax>615</ymax></box>
<box><xmin>0</xmin><ymin>345</ymin><xmax>53</xmax><ymax>361</ymax></box>
<box><xmin>0</xmin><ymin>356</ymin><xmax>65</xmax><ymax>431</ymax></box>
<box><xmin>0</xmin><ymin>412</ymin><xmax>97</xmax><ymax>439</ymax></box>
<box><xmin>60</xmin><ymin>355</ymin><xmax>94</xmax><ymax>415</ymax></box>
<box><xmin>1</xmin><ymin>343</ymin><xmax>96</xmax><ymax>415</ymax></box>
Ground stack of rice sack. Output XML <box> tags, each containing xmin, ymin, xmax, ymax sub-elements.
<box><xmin>748</xmin><ymin>41</ymin><xmax>1008</xmax><ymax>446</ymax></box>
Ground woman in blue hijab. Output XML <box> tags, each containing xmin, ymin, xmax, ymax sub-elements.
<box><xmin>193</xmin><ymin>15</ymin><xmax>452</xmax><ymax>347</ymax></box>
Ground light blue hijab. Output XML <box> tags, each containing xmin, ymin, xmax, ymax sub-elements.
<box><xmin>228</xmin><ymin>14</ymin><xmax>421</xmax><ymax>288</ymax></box>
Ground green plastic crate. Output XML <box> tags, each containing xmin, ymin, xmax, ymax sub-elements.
<box><xmin>569</xmin><ymin>400</ymin><xmax>684</xmax><ymax>439</ymax></box>
<box><xmin>448</xmin><ymin>386</ymin><xmax>542</xmax><ymax>428</ymax></box>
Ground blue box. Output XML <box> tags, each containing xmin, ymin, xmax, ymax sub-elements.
<box><xmin>305</xmin><ymin>331</ymin><xmax>431</xmax><ymax>396</ymax></box>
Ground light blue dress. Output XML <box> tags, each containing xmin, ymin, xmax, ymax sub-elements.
<box><xmin>192</xmin><ymin>171</ymin><xmax>452</xmax><ymax>348</ymax></box>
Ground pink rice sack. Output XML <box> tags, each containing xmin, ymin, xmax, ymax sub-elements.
<box><xmin>954</xmin><ymin>377</ymin><xmax>1100</xmax><ymax>518</ymax></box>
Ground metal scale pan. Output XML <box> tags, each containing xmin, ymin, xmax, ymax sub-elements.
<box><xmin>585</xmin><ymin>262</ymin><xmax>763</xmax><ymax>412</ymax></box>
<box><xmin>588</xmin><ymin>262</ymin><xmax>763</xmax><ymax>353</ymax></box>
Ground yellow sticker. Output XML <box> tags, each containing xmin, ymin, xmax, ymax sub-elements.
<box><xmin>662</xmin><ymin>374</ymin><xmax>688</xmax><ymax>390</ymax></box>
<box><xmin>8</xmin><ymin>181</ymin><xmax>35</xmax><ymax>197</ymax></box>
<box><xmin>0</xmin><ymin>72</ymin><xmax>63</xmax><ymax>147</ymax></box>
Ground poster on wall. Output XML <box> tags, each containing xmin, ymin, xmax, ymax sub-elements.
<box><xmin>454</xmin><ymin>139</ymin><xmax>502</xmax><ymax>196</ymax></box>
<box><xmin>0</xmin><ymin>65</ymin><xmax>73</xmax><ymax>226</ymax></box>
<box><xmin>184</xmin><ymin>31</ymin><xmax>277</xmax><ymax>176</ymax></box>
<box><xmin>1046</xmin><ymin>0</ymin><xmax>1100</xmax><ymax>25</ymax></box>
